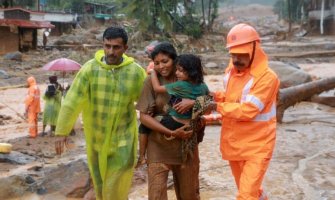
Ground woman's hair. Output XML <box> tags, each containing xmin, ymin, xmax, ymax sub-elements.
<box><xmin>176</xmin><ymin>54</ymin><xmax>204</xmax><ymax>84</ymax></box>
<box><xmin>150</xmin><ymin>42</ymin><xmax>177</xmax><ymax>61</ymax></box>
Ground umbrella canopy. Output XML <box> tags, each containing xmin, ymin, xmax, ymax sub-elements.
<box><xmin>42</xmin><ymin>58</ymin><xmax>81</xmax><ymax>71</ymax></box>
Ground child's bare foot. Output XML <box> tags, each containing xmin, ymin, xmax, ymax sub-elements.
<box><xmin>135</xmin><ymin>157</ymin><xmax>147</xmax><ymax>168</ymax></box>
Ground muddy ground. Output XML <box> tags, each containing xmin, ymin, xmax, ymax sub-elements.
<box><xmin>1</xmin><ymin>71</ymin><xmax>334</xmax><ymax>200</ymax></box>
<box><xmin>1</xmin><ymin>4</ymin><xmax>335</xmax><ymax>200</ymax></box>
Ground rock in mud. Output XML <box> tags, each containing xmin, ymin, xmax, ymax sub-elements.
<box><xmin>0</xmin><ymin>70</ymin><xmax>10</xmax><ymax>79</ymax></box>
<box><xmin>0</xmin><ymin>151</ymin><xmax>36</xmax><ymax>165</ymax></box>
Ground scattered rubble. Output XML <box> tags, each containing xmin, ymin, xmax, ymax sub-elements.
<box><xmin>0</xmin><ymin>3</ymin><xmax>334</xmax><ymax>200</ymax></box>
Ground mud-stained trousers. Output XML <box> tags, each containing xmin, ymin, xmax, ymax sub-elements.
<box><xmin>148</xmin><ymin>146</ymin><xmax>200</xmax><ymax>200</ymax></box>
<box><xmin>229</xmin><ymin>159</ymin><xmax>270</xmax><ymax>200</ymax></box>
<box><xmin>28</xmin><ymin>112</ymin><xmax>38</xmax><ymax>138</ymax></box>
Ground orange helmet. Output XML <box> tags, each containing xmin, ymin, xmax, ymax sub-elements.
<box><xmin>226</xmin><ymin>23</ymin><xmax>260</xmax><ymax>48</ymax></box>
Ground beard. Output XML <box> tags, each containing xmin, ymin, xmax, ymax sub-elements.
<box><xmin>233</xmin><ymin>61</ymin><xmax>245</xmax><ymax>67</ymax></box>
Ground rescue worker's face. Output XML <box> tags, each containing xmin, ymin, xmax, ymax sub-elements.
<box><xmin>103</xmin><ymin>38</ymin><xmax>128</xmax><ymax>65</ymax></box>
<box><xmin>231</xmin><ymin>53</ymin><xmax>250</xmax><ymax>71</ymax></box>
<box><xmin>153</xmin><ymin>53</ymin><xmax>175</xmax><ymax>77</ymax></box>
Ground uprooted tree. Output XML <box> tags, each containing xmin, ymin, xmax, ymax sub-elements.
<box><xmin>277</xmin><ymin>77</ymin><xmax>335</xmax><ymax>122</ymax></box>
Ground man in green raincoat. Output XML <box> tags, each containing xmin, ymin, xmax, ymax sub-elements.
<box><xmin>55</xmin><ymin>27</ymin><xmax>146</xmax><ymax>200</ymax></box>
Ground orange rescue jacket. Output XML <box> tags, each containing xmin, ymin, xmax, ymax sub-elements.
<box><xmin>25</xmin><ymin>77</ymin><xmax>41</xmax><ymax>113</ymax></box>
<box><xmin>215</xmin><ymin>42</ymin><xmax>280</xmax><ymax>160</ymax></box>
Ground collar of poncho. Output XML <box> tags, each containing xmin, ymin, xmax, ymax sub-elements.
<box><xmin>94</xmin><ymin>49</ymin><xmax>134</xmax><ymax>70</ymax></box>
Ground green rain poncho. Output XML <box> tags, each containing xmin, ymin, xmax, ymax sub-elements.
<box><xmin>55</xmin><ymin>50</ymin><xmax>146</xmax><ymax>200</ymax></box>
<box><xmin>42</xmin><ymin>89</ymin><xmax>62</xmax><ymax>126</ymax></box>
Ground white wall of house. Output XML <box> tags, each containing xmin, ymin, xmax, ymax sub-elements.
<box><xmin>1</xmin><ymin>10</ymin><xmax>74</xmax><ymax>23</ymax></box>
<box><xmin>30</xmin><ymin>14</ymin><xmax>44</xmax><ymax>21</ymax></box>
<box><xmin>309</xmin><ymin>10</ymin><xmax>334</xmax><ymax>19</ymax></box>
<box><xmin>44</xmin><ymin>13</ymin><xmax>75</xmax><ymax>23</ymax></box>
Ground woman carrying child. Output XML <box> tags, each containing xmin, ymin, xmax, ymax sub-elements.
<box><xmin>136</xmin><ymin>42</ymin><xmax>208</xmax><ymax>200</ymax></box>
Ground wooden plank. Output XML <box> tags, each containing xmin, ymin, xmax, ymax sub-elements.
<box><xmin>268</xmin><ymin>50</ymin><xmax>335</xmax><ymax>58</ymax></box>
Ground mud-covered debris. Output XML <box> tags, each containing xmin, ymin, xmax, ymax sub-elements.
<box><xmin>0</xmin><ymin>70</ymin><xmax>10</xmax><ymax>79</ymax></box>
<box><xmin>0</xmin><ymin>151</ymin><xmax>36</xmax><ymax>164</ymax></box>
<box><xmin>3</xmin><ymin>52</ymin><xmax>23</xmax><ymax>62</ymax></box>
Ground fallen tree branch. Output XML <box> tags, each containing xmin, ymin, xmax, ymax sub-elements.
<box><xmin>277</xmin><ymin>77</ymin><xmax>335</xmax><ymax>123</ymax></box>
<box><xmin>269</xmin><ymin>50</ymin><xmax>335</xmax><ymax>58</ymax></box>
<box><xmin>0</xmin><ymin>84</ymin><xmax>26</xmax><ymax>91</ymax></box>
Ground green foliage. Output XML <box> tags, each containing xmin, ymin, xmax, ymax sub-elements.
<box><xmin>22</xmin><ymin>0</ymin><xmax>220</xmax><ymax>38</ymax></box>
<box><xmin>273</xmin><ymin>0</ymin><xmax>307</xmax><ymax>22</ymax></box>
<box><xmin>194</xmin><ymin>0</ymin><xmax>220</xmax><ymax>32</ymax></box>
<box><xmin>118</xmin><ymin>0</ymin><xmax>154</xmax><ymax>31</ymax></box>
<box><xmin>184</xmin><ymin>22</ymin><xmax>202</xmax><ymax>39</ymax></box>
<box><xmin>115</xmin><ymin>0</ymin><xmax>208</xmax><ymax>38</ymax></box>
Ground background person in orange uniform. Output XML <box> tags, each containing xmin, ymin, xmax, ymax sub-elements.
<box><xmin>206</xmin><ymin>23</ymin><xmax>280</xmax><ymax>200</ymax></box>
<box><xmin>24</xmin><ymin>76</ymin><xmax>41</xmax><ymax>138</ymax></box>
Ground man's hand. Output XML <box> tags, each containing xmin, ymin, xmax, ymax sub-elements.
<box><xmin>55</xmin><ymin>136</ymin><xmax>68</xmax><ymax>155</ymax></box>
<box><xmin>173</xmin><ymin>99</ymin><xmax>195</xmax><ymax>114</ymax></box>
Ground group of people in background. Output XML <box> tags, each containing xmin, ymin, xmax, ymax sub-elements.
<box><xmin>24</xmin><ymin>75</ymin><xmax>69</xmax><ymax>138</ymax></box>
<box><xmin>23</xmin><ymin>24</ymin><xmax>280</xmax><ymax>200</ymax></box>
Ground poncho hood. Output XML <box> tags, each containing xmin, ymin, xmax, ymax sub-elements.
<box><xmin>27</xmin><ymin>76</ymin><xmax>37</xmax><ymax>86</ymax></box>
<box><xmin>94</xmin><ymin>49</ymin><xmax>134</xmax><ymax>70</ymax></box>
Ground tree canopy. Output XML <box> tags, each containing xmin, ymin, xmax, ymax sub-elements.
<box><xmin>115</xmin><ymin>0</ymin><xmax>221</xmax><ymax>38</ymax></box>
<box><xmin>4</xmin><ymin>0</ymin><xmax>224</xmax><ymax>38</ymax></box>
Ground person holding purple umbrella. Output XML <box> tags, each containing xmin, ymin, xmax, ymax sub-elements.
<box><xmin>41</xmin><ymin>75</ymin><xmax>62</xmax><ymax>136</ymax></box>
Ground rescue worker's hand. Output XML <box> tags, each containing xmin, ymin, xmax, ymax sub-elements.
<box><xmin>199</xmin><ymin>116</ymin><xmax>206</xmax><ymax>126</ymax></box>
<box><xmin>55</xmin><ymin>136</ymin><xmax>68</xmax><ymax>155</ymax></box>
<box><xmin>173</xmin><ymin>99</ymin><xmax>195</xmax><ymax>114</ymax></box>
<box><xmin>204</xmin><ymin>101</ymin><xmax>217</xmax><ymax>115</ymax></box>
<box><xmin>171</xmin><ymin>124</ymin><xmax>193</xmax><ymax>140</ymax></box>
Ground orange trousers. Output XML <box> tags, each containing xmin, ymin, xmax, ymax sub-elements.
<box><xmin>28</xmin><ymin>112</ymin><xmax>38</xmax><ymax>138</ymax></box>
<box><xmin>229</xmin><ymin>159</ymin><xmax>270</xmax><ymax>200</ymax></box>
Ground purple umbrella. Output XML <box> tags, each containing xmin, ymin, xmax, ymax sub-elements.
<box><xmin>42</xmin><ymin>58</ymin><xmax>81</xmax><ymax>88</ymax></box>
<box><xmin>42</xmin><ymin>58</ymin><xmax>81</xmax><ymax>71</ymax></box>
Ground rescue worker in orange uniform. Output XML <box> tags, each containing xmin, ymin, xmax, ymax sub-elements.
<box><xmin>25</xmin><ymin>76</ymin><xmax>41</xmax><ymax>138</ymax></box>
<box><xmin>206</xmin><ymin>23</ymin><xmax>280</xmax><ymax>200</ymax></box>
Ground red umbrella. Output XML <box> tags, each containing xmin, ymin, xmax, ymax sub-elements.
<box><xmin>42</xmin><ymin>58</ymin><xmax>81</xmax><ymax>71</ymax></box>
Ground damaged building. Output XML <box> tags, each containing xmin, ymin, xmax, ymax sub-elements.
<box><xmin>308</xmin><ymin>0</ymin><xmax>335</xmax><ymax>34</ymax></box>
<box><xmin>0</xmin><ymin>7</ymin><xmax>54</xmax><ymax>54</ymax></box>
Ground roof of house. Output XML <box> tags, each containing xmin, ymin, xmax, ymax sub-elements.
<box><xmin>0</xmin><ymin>19</ymin><xmax>54</xmax><ymax>28</ymax></box>
<box><xmin>0</xmin><ymin>7</ymin><xmax>45</xmax><ymax>15</ymax></box>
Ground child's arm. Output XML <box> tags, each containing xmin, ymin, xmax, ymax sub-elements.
<box><xmin>150</xmin><ymin>70</ymin><xmax>167</xmax><ymax>93</ymax></box>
